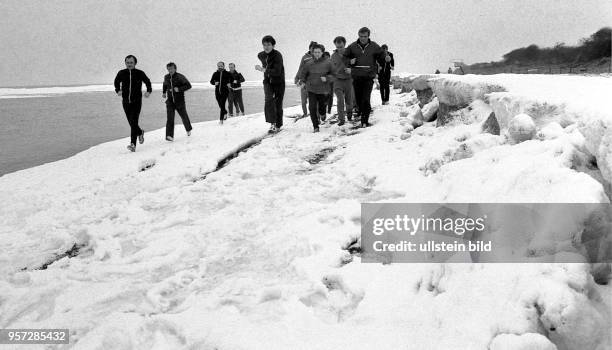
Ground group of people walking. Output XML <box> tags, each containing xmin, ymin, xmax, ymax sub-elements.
<box><xmin>293</xmin><ymin>27</ymin><xmax>394</xmax><ymax>132</ymax></box>
<box><xmin>258</xmin><ymin>26</ymin><xmax>394</xmax><ymax>133</ymax></box>
<box><xmin>113</xmin><ymin>27</ymin><xmax>393</xmax><ymax>152</ymax></box>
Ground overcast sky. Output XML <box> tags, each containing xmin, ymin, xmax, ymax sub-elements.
<box><xmin>1</xmin><ymin>0</ymin><xmax>610</xmax><ymax>87</ymax></box>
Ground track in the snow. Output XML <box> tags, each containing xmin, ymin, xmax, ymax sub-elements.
<box><xmin>23</xmin><ymin>242</ymin><xmax>88</xmax><ymax>271</ymax></box>
<box><xmin>192</xmin><ymin>132</ymin><xmax>276</xmax><ymax>182</ymax></box>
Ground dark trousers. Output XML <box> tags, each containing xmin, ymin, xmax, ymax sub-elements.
<box><xmin>379</xmin><ymin>78</ymin><xmax>390</xmax><ymax>102</ymax></box>
<box><xmin>264</xmin><ymin>81</ymin><xmax>285</xmax><ymax>128</ymax></box>
<box><xmin>326</xmin><ymin>83</ymin><xmax>334</xmax><ymax>113</ymax></box>
<box><xmin>353</xmin><ymin>77</ymin><xmax>374</xmax><ymax>124</ymax></box>
<box><xmin>228</xmin><ymin>89</ymin><xmax>245</xmax><ymax>115</ymax></box>
<box><xmin>215</xmin><ymin>89</ymin><xmax>229</xmax><ymax>120</ymax></box>
<box><xmin>308</xmin><ymin>91</ymin><xmax>327</xmax><ymax>129</ymax></box>
<box><xmin>166</xmin><ymin>101</ymin><xmax>192</xmax><ymax>138</ymax></box>
<box><xmin>122</xmin><ymin>100</ymin><xmax>143</xmax><ymax>145</ymax></box>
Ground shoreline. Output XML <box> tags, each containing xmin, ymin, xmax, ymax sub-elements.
<box><xmin>0</xmin><ymin>80</ymin><xmax>297</xmax><ymax>98</ymax></box>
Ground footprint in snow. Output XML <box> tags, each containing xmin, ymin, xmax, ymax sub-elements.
<box><xmin>299</xmin><ymin>274</ymin><xmax>364</xmax><ymax>323</ymax></box>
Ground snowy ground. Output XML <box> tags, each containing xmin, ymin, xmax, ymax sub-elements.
<box><xmin>1</xmin><ymin>75</ymin><xmax>611</xmax><ymax>349</ymax></box>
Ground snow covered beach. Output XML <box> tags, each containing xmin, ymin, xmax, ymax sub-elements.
<box><xmin>1</xmin><ymin>74</ymin><xmax>611</xmax><ymax>349</ymax></box>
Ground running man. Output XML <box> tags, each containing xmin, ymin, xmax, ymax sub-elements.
<box><xmin>331</xmin><ymin>36</ymin><xmax>354</xmax><ymax>126</ymax></box>
<box><xmin>210</xmin><ymin>62</ymin><xmax>232</xmax><ymax>124</ymax></box>
<box><xmin>344</xmin><ymin>27</ymin><xmax>383</xmax><ymax>128</ymax></box>
<box><xmin>228</xmin><ymin>63</ymin><xmax>246</xmax><ymax>117</ymax></box>
<box><xmin>377</xmin><ymin>44</ymin><xmax>394</xmax><ymax>105</ymax></box>
<box><xmin>294</xmin><ymin>41</ymin><xmax>317</xmax><ymax>119</ymax></box>
<box><xmin>114</xmin><ymin>55</ymin><xmax>152</xmax><ymax>152</ymax></box>
<box><xmin>256</xmin><ymin>35</ymin><xmax>285</xmax><ymax>133</ymax></box>
<box><xmin>298</xmin><ymin>44</ymin><xmax>335</xmax><ymax>133</ymax></box>
<box><xmin>162</xmin><ymin>62</ymin><xmax>193</xmax><ymax>141</ymax></box>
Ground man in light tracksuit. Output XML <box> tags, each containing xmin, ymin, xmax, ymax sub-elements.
<box><xmin>162</xmin><ymin>62</ymin><xmax>193</xmax><ymax>141</ymax></box>
<box><xmin>331</xmin><ymin>36</ymin><xmax>354</xmax><ymax>126</ymax></box>
<box><xmin>294</xmin><ymin>41</ymin><xmax>317</xmax><ymax>118</ymax></box>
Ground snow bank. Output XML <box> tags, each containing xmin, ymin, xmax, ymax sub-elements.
<box><xmin>393</xmin><ymin>73</ymin><xmax>612</xmax><ymax>189</ymax></box>
<box><xmin>0</xmin><ymin>81</ymin><xmax>610</xmax><ymax>349</ymax></box>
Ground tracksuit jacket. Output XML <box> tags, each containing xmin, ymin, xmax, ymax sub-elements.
<box><xmin>210</xmin><ymin>69</ymin><xmax>232</xmax><ymax>94</ymax></box>
<box><xmin>377</xmin><ymin>52</ymin><xmax>395</xmax><ymax>82</ymax></box>
<box><xmin>257</xmin><ymin>49</ymin><xmax>285</xmax><ymax>85</ymax></box>
<box><xmin>162</xmin><ymin>72</ymin><xmax>192</xmax><ymax>105</ymax></box>
<box><xmin>228</xmin><ymin>71</ymin><xmax>246</xmax><ymax>90</ymax></box>
<box><xmin>113</xmin><ymin>68</ymin><xmax>152</xmax><ymax>103</ymax></box>
<box><xmin>344</xmin><ymin>39</ymin><xmax>383</xmax><ymax>78</ymax></box>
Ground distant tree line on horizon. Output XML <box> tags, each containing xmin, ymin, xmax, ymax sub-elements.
<box><xmin>470</xmin><ymin>27</ymin><xmax>611</xmax><ymax>69</ymax></box>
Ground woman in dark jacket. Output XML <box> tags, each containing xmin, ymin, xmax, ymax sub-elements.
<box><xmin>299</xmin><ymin>44</ymin><xmax>335</xmax><ymax>132</ymax></box>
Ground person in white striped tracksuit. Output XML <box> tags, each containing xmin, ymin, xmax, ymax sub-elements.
<box><xmin>113</xmin><ymin>55</ymin><xmax>152</xmax><ymax>152</ymax></box>
<box><xmin>210</xmin><ymin>62</ymin><xmax>232</xmax><ymax>124</ymax></box>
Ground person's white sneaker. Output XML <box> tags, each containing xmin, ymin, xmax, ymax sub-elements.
<box><xmin>127</xmin><ymin>143</ymin><xmax>136</xmax><ymax>152</ymax></box>
<box><xmin>138</xmin><ymin>130</ymin><xmax>144</xmax><ymax>144</ymax></box>
<box><xmin>187</xmin><ymin>130</ymin><xmax>191</xmax><ymax>136</ymax></box>
<box><xmin>166</xmin><ymin>136</ymin><xmax>174</xmax><ymax>142</ymax></box>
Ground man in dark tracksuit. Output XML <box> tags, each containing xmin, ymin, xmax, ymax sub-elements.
<box><xmin>114</xmin><ymin>55</ymin><xmax>152</xmax><ymax>152</ymax></box>
<box><xmin>162</xmin><ymin>62</ymin><xmax>193</xmax><ymax>141</ymax></box>
<box><xmin>294</xmin><ymin>42</ymin><xmax>317</xmax><ymax>118</ymax></box>
<box><xmin>256</xmin><ymin>35</ymin><xmax>285</xmax><ymax>133</ymax></box>
<box><xmin>331</xmin><ymin>36</ymin><xmax>354</xmax><ymax>125</ymax></box>
<box><xmin>210</xmin><ymin>62</ymin><xmax>232</xmax><ymax>123</ymax></box>
<box><xmin>298</xmin><ymin>44</ymin><xmax>335</xmax><ymax>132</ymax></box>
<box><xmin>377</xmin><ymin>44</ymin><xmax>395</xmax><ymax>105</ymax></box>
<box><xmin>344</xmin><ymin>27</ymin><xmax>383</xmax><ymax>127</ymax></box>
<box><xmin>228</xmin><ymin>63</ymin><xmax>246</xmax><ymax>116</ymax></box>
